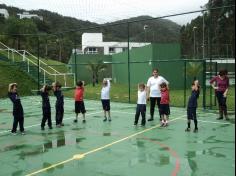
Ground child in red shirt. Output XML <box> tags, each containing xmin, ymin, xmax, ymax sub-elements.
<box><xmin>160</xmin><ymin>82</ymin><xmax>170</xmax><ymax>127</ymax></box>
<box><xmin>74</xmin><ymin>81</ymin><xmax>86</xmax><ymax>123</ymax></box>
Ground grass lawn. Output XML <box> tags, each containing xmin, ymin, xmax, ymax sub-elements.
<box><xmin>0</xmin><ymin>60</ymin><xmax>37</xmax><ymax>98</ymax></box>
<box><xmin>0</xmin><ymin>50</ymin><xmax>234</xmax><ymax>111</ymax></box>
<box><xmin>63</xmin><ymin>83</ymin><xmax>235</xmax><ymax>111</ymax></box>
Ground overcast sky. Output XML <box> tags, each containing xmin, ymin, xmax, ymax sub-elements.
<box><xmin>0</xmin><ymin>0</ymin><xmax>208</xmax><ymax>25</ymax></box>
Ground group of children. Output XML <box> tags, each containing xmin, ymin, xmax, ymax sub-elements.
<box><xmin>134</xmin><ymin>82</ymin><xmax>170</xmax><ymax>127</ymax></box>
<box><xmin>7</xmin><ymin>78</ymin><xmax>112</xmax><ymax>134</ymax></box>
<box><xmin>7</xmin><ymin>74</ymin><xmax>202</xmax><ymax>135</ymax></box>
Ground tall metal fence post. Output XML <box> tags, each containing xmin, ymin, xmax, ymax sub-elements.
<box><xmin>214</xmin><ymin>61</ymin><xmax>218</xmax><ymax>106</ymax></box>
<box><xmin>202</xmin><ymin>60</ymin><xmax>206</xmax><ymax>109</ymax></box>
<box><xmin>37</xmin><ymin>36</ymin><xmax>40</xmax><ymax>91</ymax></box>
<box><xmin>127</xmin><ymin>22</ymin><xmax>131</xmax><ymax>103</ymax></box>
<box><xmin>184</xmin><ymin>60</ymin><xmax>187</xmax><ymax>107</ymax></box>
<box><xmin>74</xmin><ymin>40</ymin><xmax>77</xmax><ymax>83</ymax></box>
<box><xmin>209</xmin><ymin>8</ymin><xmax>213</xmax><ymax>109</ymax></box>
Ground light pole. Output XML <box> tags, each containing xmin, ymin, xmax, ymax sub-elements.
<box><xmin>144</xmin><ymin>25</ymin><xmax>149</xmax><ymax>42</ymax></box>
<box><xmin>201</xmin><ymin>6</ymin><xmax>206</xmax><ymax>60</ymax></box>
<box><xmin>193</xmin><ymin>26</ymin><xmax>198</xmax><ymax>58</ymax></box>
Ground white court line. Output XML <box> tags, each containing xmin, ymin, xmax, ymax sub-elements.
<box><xmin>114</xmin><ymin>110</ymin><xmax>234</xmax><ymax>125</ymax></box>
<box><xmin>0</xmin><ymin>111</ymin><xmax>102</xmax><ymax>135</ymax></box>
<box><xmin>179</xmin><ymin>118</ymin><xmax>234</xmax><ymax>125</ymax></box>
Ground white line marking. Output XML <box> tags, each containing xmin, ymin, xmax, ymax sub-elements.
<box><xmin>179</xmin><ymin>118</ymin><xmax>234</xmax><ymax>125</ymax></box>
<box><xmin>0</xmin><ymin>111</ymin><xmax>102</xmax><ymax>135</ymax></box>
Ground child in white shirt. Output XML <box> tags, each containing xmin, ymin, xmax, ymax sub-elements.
<box><xmin>134</xmin><ymin>83</ymin><xmax>147</xmax><ymax>126</ymax></box>
<box><xmin>101</xmin><ymin>78</ymin><xmax>111</xmax><ymax>122</ymax></box>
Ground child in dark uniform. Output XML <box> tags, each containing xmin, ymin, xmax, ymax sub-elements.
<box><xmin>185</xmin><ymin>80</ymin><xmax>200</xmax><ymax>133</ymax></box>
<box><xmin>52</xmin><ymin>82</ymin><xmax>64</xmax><ymax>127</ymax></box>
<box><xmin>160</xmin><ymin>82</ymin><xmax>170</xmax><ymax>127</ymax></box>
<box><xmin>8</xmin><ymin>83</ymin><xmax>25</xmax><ymax>135</ymax></box>
<box><xmin>40</xmin><ymin>85</ymin><xmax>53</xmax><ymax>130</ymax></box>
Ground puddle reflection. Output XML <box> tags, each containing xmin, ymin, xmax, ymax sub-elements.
<box><xmin>2</xmin><ymin>134</ymin><xmax>86</xmax><ymax>160</ymax></box>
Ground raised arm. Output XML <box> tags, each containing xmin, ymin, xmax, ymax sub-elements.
<box><xmin>161</xmin><ymin>76</ymin><xmax>169</xmax><ymax>89</ymax></box>
<box><xmin>193</xmin><ymin>80</ymin><xmax>199</xmax><ymax>91</ymax></box>
<box><xmin>107</xmin><ymin>79</ymin><xmax>111</xmax><ymax>89</ymax></box>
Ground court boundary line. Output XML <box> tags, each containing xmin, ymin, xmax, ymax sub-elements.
<box><xmin>26</xmin><ymin>116</ymin><xmax>184</xmax><ymax>176</ymax></box>
<box><xmin>141</xmin><ymin>136</ymin><xmax>180</xmax><ymax>176</ymax></box>
<box><xmin>0</xmin><ymin>111</ymin><xmax>102</xmax><ymax>135</ymax></box>
<box><xmin>179</xmin><ymin>118</ymin><xmax>234</xmax><ymax>125</ymax></box>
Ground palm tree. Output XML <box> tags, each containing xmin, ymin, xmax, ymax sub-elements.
<box><xmin>186</xmin><ymin>62</ymin><xmax>203</xmax><ymax>81</ymax></box>
<box><xmin>86</xmin><ymin>60</ymin><xmax>107</xmax><ymax>87</ymax></box>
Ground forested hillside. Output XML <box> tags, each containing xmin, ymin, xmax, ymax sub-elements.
<box><xmin>0</xmin><ymin>4</ymin><xmax>180</xmax><ymax>63</ymax></box>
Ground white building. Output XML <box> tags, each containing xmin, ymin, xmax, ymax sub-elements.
<box><xmin>17</xmin><ymin>12</ymin><xmax>43</xmax><ymax>20</ymax></box>
<box><xmin>0</xmin><ymin>9</ymin><xmax>9</xmax><ymax>19</ymax></box>
<box><xmin>80</xmin><ymin>33</ymin><xmax>150</xmax><ymax>55</ymax></box>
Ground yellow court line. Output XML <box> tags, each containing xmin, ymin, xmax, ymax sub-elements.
<box><xmin>26</xmin><ymin>116</ymin><xmax>183</xmax><ymax>176</ymax></box>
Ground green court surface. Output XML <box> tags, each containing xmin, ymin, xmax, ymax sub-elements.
<box><xmin>0</xmin><ymin>96</ymin><xmax>235</xmax><ymax>176</ymax></box>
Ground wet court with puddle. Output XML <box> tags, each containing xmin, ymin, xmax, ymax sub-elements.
<box><xmin>0</xmin><ymin>96</ymin><xmax>235</xmax><ymax>176</ymax></box>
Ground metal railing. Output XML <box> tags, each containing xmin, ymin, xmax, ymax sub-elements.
<box><xmin>0</xmin><ymin>42</ymin><xmax>75</xmax><ymax>88</ymax></box>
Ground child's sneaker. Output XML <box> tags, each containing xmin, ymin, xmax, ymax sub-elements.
<box><xmin>103</xmin><ymin>118</ymin><xmax>107</xmax><ymax>122</ymax></box>
<box><xmin>161</xmin><ymin>120</ymin><xmax>165</xmax><ymax>127</ymax></box>
<box><xmin>41</xmin><ymin>127</ymin><xmax>45</xmax><ymax>131</ymax></box>
<box><xmin>74</xmin><ymin>119</ymin><xmax>78</xmax><ymax>123</ymax></box>
<box><xmin>108</xmin><ymin>118</ymin><xmax>112</xmax><ymax>122</ymax></box>
<box><xmin>82</xmin><ymin>120</ymin><xmax>86</xmax><ymax>123</ymax></box>
<box><xmin>11</xmin><ymin>132</ymin><xmax>17</xmax><ymax>135</ymax></box>
<box><xmin>164</xmin><ymin>123</ymin><xmax>168</xmax><ymax>127</ymax></box>
<box><xmin>134</xmin><ymin>122</ymin><xmax>138</xmax><ymax>126</ymax></box>
<box><xmin>193</xmin><ymin>128</ymin><xmax>198</xmax><ymax>133</ymax></box>
<box><xmin>21</xmin><ymin>132</ymin><xmax>25</xmax><ymax>135</ymax></box>
<box><xmin>225</xmin><ymin>117</ymin><xmax>230</xmax><ymax>121</ymax></box>
<box><xmin>185</xmin><ymin>128</ymin><xmax>191</xmax><ymax>132</ymax></box>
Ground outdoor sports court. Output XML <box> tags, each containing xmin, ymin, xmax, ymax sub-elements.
<box><xmin>0</xmin><ymin>96</ymin><xmax>235</xmax><ymax>176</ymax></box>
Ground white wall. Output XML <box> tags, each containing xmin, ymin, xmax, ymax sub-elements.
<box><xmin>0</xmin><ymin>9</ymin><xmax>9</xmax><ymax>19</ymax></box>
<box><xmin>17</xmin><ymin>12</ymin><xmax>43</xmax><ymax>20</ymax></box>
<box><xmin>81</xmin><ymin>33</ymin><xmax>150</xmax><ymax>55</ymax></box>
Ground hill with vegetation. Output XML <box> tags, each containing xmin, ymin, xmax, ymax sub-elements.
<box><xmin>0</xmin><ymin>4</ymin><xmax>181</xmax><ymax>63</ymax></box>
<box><xmin>180</xmin><ymin>0</ymin><xmax>235</xmax><ymax>59</ymax></box>
<box><xmin>0</xmin><ymin>59</ymin><xmax>37</xmax><ymax>98</ymax></box>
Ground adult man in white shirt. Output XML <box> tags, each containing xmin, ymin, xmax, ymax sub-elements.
<box><xmin>147</xmin><ymin>68</ymin><xmax>169</xmax><ymax>121</ymax></box>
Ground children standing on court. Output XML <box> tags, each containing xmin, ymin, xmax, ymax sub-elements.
<box><xmin>52</xmin><ymin>82</ymin><xmax>64</xmax><ymax>127</ymax></box>
<box><xmin>74</xmin><ymin>81</ymin><xmax>86</xmax><ymax>123</ymax></box>
<box><xmin>40</xmin><ymin>85</ymin><xmax>52</xmax><ymax>130</ymax></box>
<box><xmin>160</xmin><ymin>82</ymin><xmax>170</xmax><ymax>127</ymax></box>
<box><xmin>134</xmin><ymin>83</ymin><xmax>147</xmax><ymax>126</ymax></box>
<box><xmin>8</xmin><ymin>83</ymin><xmax>25</xmax><ymax>135</ymax></box>
<box><xmin>185</xmin><ymin>80</ymin><xmax>200</xmax><ymax>133</ymax></box>
<box><xmin>101</xmin><ymin>78</ymin><xmax>111</xmax><ymax>122</ymax></box>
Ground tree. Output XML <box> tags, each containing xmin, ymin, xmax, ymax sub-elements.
<box><xmin>180</xmin><ymin>0</ymin><xmax>235</xmax><ymax>58</ymax></box>
<box><xmin>86</xmin><ymin>60</ymin><xmax>107</xmax><ymax>87</ymax></box>
<box><xmin>186</xmin><ymin>62</ymin><xmax>203</xmax><ymax>81</ymax></box>
<box><xmin>4</xmin><ymin>17</ymin><xmax>38</xmax><ymax>50</ymax></box>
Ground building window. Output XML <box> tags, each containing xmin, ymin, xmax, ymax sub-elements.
<box><xmin>122</xmin><ymin>48</ymin><xmax>128</xmax><ymax>52</ymax></box>
<box><xmin>87</xmin><ymin>47</ymin><xmax>98</xmax><ymax>54</ymax></box>
<box><xmin>109</xmin><ymin>47</ymin><xmax>115</xmax><ymax>53</ymax></box>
